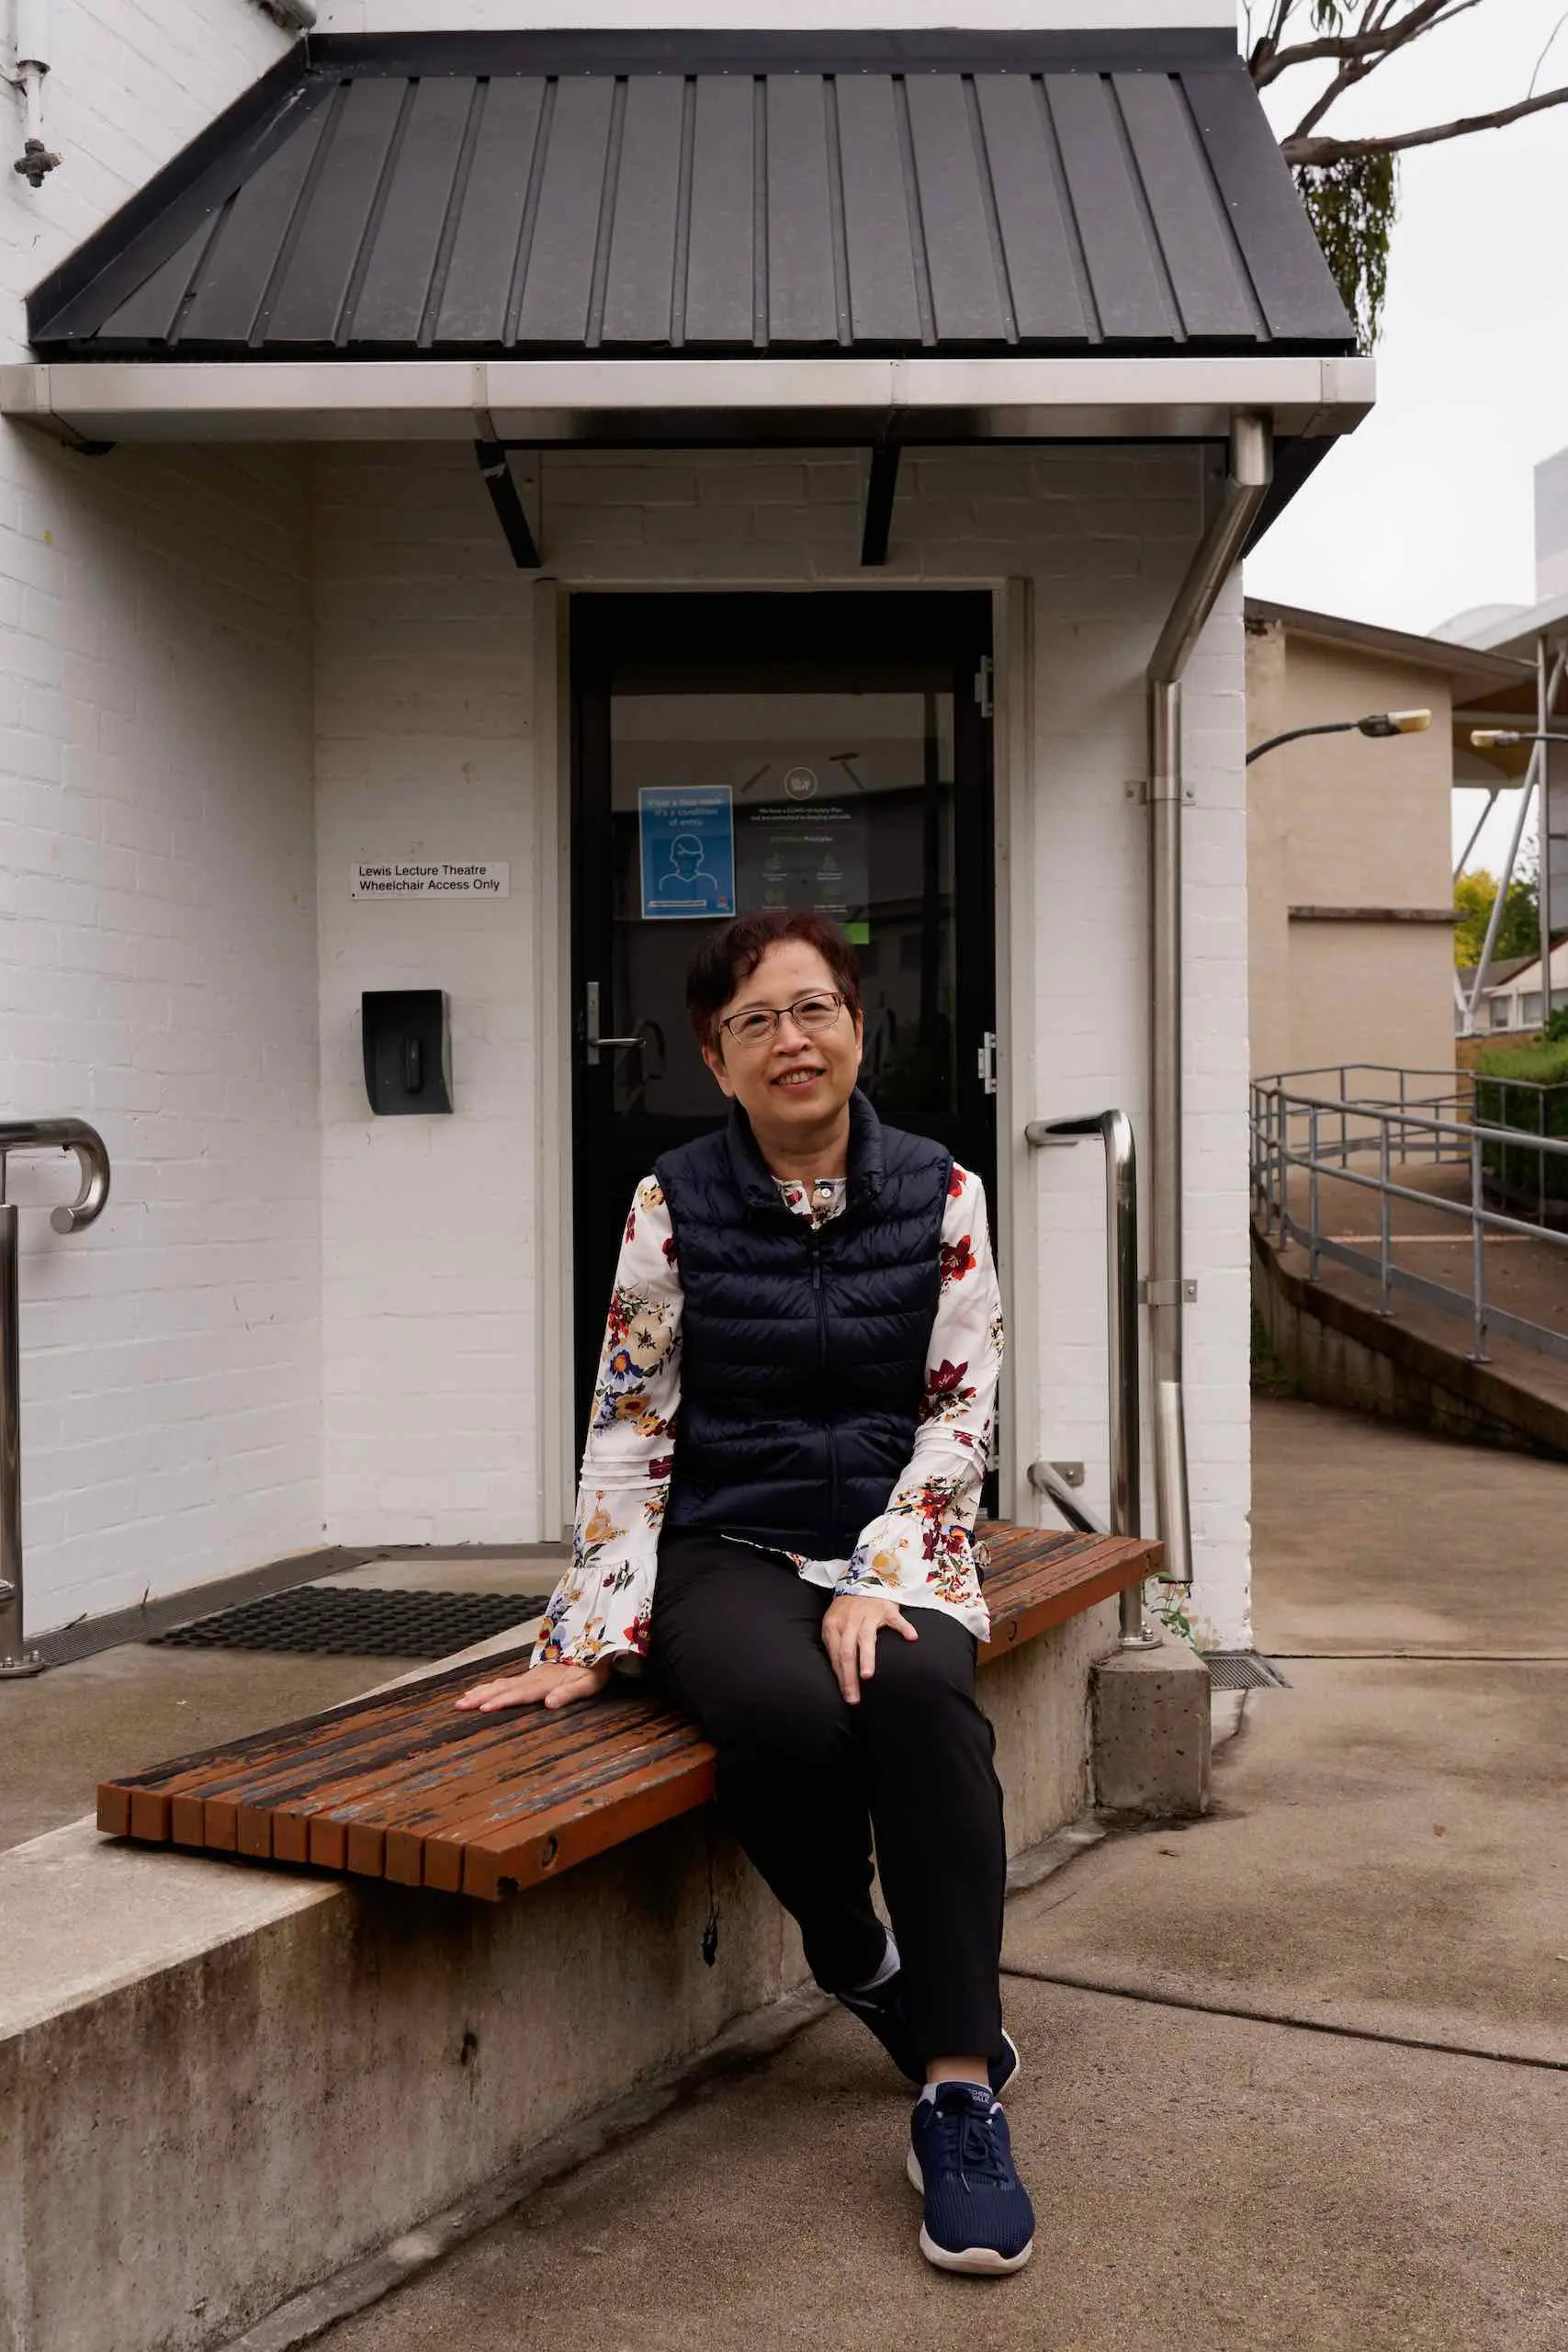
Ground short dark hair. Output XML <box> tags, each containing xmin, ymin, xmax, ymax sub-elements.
<box><xmin>686</xmin><ymin>910</ymin><xmax>863</xmax><ymax>1050</ymax></box>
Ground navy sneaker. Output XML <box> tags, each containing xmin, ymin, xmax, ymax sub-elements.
<box><xmin>907</xmin><ymin>2081</ymin><xmax>1035</xmax><ymax>2276</ymax></box>
<box><xmin>836</xmin><ymin>1973</ymin><xmax>1021</xmax><ymax>2098</ymax></box>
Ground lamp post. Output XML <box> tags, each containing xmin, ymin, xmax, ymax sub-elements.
<box><xmin>1246</xmin><ymin>708</ymin><xmax>1431</xmax><ymax>764</ymax></box>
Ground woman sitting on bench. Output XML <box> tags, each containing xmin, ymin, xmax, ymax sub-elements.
<box><xmin>457</xmin><ymin>909</ymin><xmax>1033</xmax><ymax>2277</ymax></box>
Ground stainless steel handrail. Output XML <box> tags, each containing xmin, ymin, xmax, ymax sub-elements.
<box><xmin>1</xmin><ymin>1118</ymin><xmax>111</xmax><ymax>1675</ymax></box>
<box><xmin>1024</xmin><ymin>1111</ymin><xmax>1159</xmax><ymax>1648</ymax></box>
<box><xmin>1249</xmin><ymin>1078</ymin><xmax>1568</xmax><ymax>1365</ymax></box>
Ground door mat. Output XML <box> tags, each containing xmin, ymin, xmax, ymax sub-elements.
<box><xmin>150</xmin><ymin>1587</ymin><xmax>549</xmax><ymax>1659</ymax></box>
<box><xmin>1203</xmin><ymin>1653</ymin><xmax>1292</xmax><ymax>1690</ymax></box>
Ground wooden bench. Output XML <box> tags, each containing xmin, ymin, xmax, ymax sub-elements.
<box><xmin>97</xmin><ymin>1525</ymin><xmax>1161</xmax><ymax>1902</ymax></box>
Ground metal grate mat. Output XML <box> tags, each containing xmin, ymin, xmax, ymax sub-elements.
<box><xmin>1204</xmin><ymin>1653</ymin><xmax>1292</xmax><ymax>1690</ymax></box>
<box><xmin>150</xmin><ymin>1586</ymin><xmax>549</xmax><ymax>1658</ymax></box>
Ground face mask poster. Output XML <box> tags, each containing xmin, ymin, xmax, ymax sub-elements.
<box><xmin>639</xmin><ymin>786</ymin><xmax>736</xmax><ymax>920</ymax></box>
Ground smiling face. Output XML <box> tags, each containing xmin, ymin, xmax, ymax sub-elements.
<box><xmin>701</xmin><ymin>937</ymin><xmax>864</xmax><ymax>1149</ymax></box>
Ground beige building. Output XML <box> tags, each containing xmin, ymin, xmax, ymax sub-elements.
<box><xmin>1245</xmin><ymin>600</ymin><xmax>1529</xmax><ymax>1080</ymax></box>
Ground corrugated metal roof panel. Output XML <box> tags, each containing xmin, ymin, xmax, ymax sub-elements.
<box><xmin>27</xmin><ymin>31</ymin><xmax>1355</xmax><ymax>361</ymax></box>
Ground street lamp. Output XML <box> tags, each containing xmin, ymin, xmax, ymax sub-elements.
<box><xmin>1247</xmin><ymin>709</ymin><xmax>1431</xmax><ymax>764</ymax></box>
<box><xmin>1470</xmin><ymin>729</ymin><xmax>1568</xmax><ymax>749</ymax></box>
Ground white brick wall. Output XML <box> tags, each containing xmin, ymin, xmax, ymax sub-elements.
<box><xmin>314</xmin><ymin>450</ymin><xmax>541</xmax><ymax>1544</ymax></box>
<box><xmin>312</xmin><ymin>442</ymin><xmax>1253</xmax><ymax>1643</ymax></box>
<box><xmin>0</xmin><ymin>3</ymin><xmax>321</xmax><ymax>1632</ymax></box>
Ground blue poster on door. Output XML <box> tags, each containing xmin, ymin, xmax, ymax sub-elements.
<box><xmin>638</xmin><ymin>786</ymin><xmax>736</xmax><ymax>920</ymax></box>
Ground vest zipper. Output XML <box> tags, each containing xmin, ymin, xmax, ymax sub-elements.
<box><xmin>808</xmin><ymin>1233</ymin><xmax>840</xmax><ymax>1552</ymax></box>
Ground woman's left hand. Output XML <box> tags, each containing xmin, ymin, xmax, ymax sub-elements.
<box><xmin>821</xmin><ymin>1593</ymin><xmax>919</xmax><ymax>1706</ymax></box>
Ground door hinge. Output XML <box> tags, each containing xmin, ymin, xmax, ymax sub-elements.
<box><xmin>976</xmin><ymin>1031</ymin><xmax>998</xmax><ymax>1096</ymax></box>
<box><xmin>974</xmin><ymin>656</ymin><xmax>994</xmax><ymax>719</ymax></box>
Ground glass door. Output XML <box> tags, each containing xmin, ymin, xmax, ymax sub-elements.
<box><xmin>570</xmin><ymin>592</ymin><xmax>996</xmax><ymax>1436</ymax></box>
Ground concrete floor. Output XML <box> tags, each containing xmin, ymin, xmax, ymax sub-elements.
<box><xmin>309</xmin><ymin>1397</ymin><xmax>1568</xmax><ymax>2352</ymax></box>
<box><xmin>320</xmin><ymin>1988</ymin><xmax>1567</xmax><ymax>2352</ymax></box>
<box><xmin>1253</xmin><ymin>1396</ymin><xmax>1568</xmax><ymax>1659</ymax></box>
<box><xmin>0</xmin><ymin>1554</ymin><xmax>554</xmax><ymax>1855</ymax></box>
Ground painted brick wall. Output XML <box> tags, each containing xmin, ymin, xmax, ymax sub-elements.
<box><xmin>314</xmin><ymin>443</ymin><xmax>1252</xmax><ymax>1645</ymax></box>
<box><xmin>0</xmin><ymin>4</ymin><xmax>321</xmax><ymax>1631</ymax></box>
<box><xmin>313</xmin><ymin>451</ymin><xmax>540</xmax><ymax>1544</ymax></box>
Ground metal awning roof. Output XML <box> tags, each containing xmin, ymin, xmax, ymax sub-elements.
<box><xmin>27</xmin><ymin>29</ymin><xmax>1354</xmax><ymax>365</ymax></box>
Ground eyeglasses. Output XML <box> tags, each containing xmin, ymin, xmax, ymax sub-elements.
<box><xmin>718</xmin><ymin>990</ymin><xmax>847</xmax><ymax>1047</ymax></box>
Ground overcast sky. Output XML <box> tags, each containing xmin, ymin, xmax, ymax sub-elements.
<box><xmin>1244</xmin><ymin>0</ymin><xmax>1568</xmax><ymax>871</ymax></box>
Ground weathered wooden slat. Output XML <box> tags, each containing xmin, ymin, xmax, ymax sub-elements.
<box><xmin>302</xmin><ymin>1709</ymin><xmax>698</xmax><ymax>1880</ymax></box>
<box><xmin>462</xmin><ymin>1742</ymin><xmax>719</xmax><ymax>1899</ymax></box>
<box><xmin>159</xmin><ymin>1645</ymin><xmax>541</xmax><ymax>1839</ymax></box>
<box><xmin>412</xmin><ymin>1718</ymin><xmax>710</xmax><ymax>1892</ymax></box>
<box><xmin>270</xmin><ymin>1704</ymin><xmax>637</xmax><ymax>1871</ymax></box>
<box><xmin>980</xmin><ymin>1539</ymin><xmax>1157</xmax><ymax>1659</ymax></box>
<box><xmin>256</xmin><ymin>1706</ymin><xmax>598</xmax><ymax>1866</ymax></box>
<box><xmin>99</xmin><ymin>1641</ymin><xmax>536</xmax><ymax>1800</ymax></box>
<box><xmin>226</xmin><ymin>1679</ymin><xmax>617</xmax><ymax>1852</ymax></box>
<box><xmin>97</xmin><ymin>1529</ymin><xmax>1164</xmax><ymax>1899</ymax></box>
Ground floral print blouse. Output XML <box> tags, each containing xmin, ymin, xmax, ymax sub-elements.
<box><xmin>531</xmin><ymin>1162</ymin><xmax>1004</xmax><ymax>1669</ymax></box>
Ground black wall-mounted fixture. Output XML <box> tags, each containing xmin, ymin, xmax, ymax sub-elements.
<box><xmin>362</xmin><ymin>989</ymin><xmax>453</xmax><ymax>1115</ymax></box>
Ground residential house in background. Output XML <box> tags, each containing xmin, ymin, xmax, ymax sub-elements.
<box><xmin>1460</xmin><ymin>944</ymin><xmax>1568</xmax><ymax>1036</ymax></box>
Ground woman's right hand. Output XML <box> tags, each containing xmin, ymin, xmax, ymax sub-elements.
<box><xmin>455</xmin><ymin>1659</ymin><xmax>614</xmax><ymax>1713</ymax></box>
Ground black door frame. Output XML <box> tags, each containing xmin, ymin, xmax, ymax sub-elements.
<box><xmin>569</xmin><ymin>588</ymin><xmax>997</xmax><ymax>1427</ymax></box>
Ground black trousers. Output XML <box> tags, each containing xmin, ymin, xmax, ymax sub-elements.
<box><xmin>646</xmin><ymin>1530</ymin><xmax>1009</xmax><ymax>2063</ymax></box>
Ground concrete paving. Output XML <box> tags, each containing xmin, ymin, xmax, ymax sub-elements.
<box><xmin>1253</xmin><ymin>1396</ymin><xmax>1568</xmax><ymax>1658</ymax></box>
<box><xmin>306</xmin><ymin>1396</ymin><xmax>1568</xmax><ymax>2352</ymax></box>
<box><xmin>317</xmin><ymin>1984</ymin><xmax>1568</xmax><ymax>2352</ymax></box>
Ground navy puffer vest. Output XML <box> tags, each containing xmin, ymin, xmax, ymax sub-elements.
<box><xmin>656</xmin><ymin>1090</ymin><xmax>952</xmax><ymax>1558</ymax></box>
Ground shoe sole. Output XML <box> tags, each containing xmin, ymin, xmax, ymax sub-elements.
<box><xmin>906</xmin><ymin>2147</ymin><xmax>1034</xmax><ymax>2276</ymax></box>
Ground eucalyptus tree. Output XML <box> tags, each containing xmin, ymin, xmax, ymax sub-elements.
<box><xmin>1247</xmin><ymin>2</ymin><xmax>1568</xmax><ymax>344</ymax></box>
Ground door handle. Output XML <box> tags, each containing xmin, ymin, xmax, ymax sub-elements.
<box><xmin>585</xmin><ymin>980</ymin><xmax>645</xmax><ymax>1068</ymax></box>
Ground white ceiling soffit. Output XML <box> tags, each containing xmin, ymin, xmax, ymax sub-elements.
<box><xmin>310</xmin><ymin>4</ymin><xmax>1239</xmax><ymax>30</ymax></box>
<box><xmin>0</xmin><ymin>356</ymin><xmax>1374</xmax><ymax>444</ymax></box>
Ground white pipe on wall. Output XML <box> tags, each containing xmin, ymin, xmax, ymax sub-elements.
<box><xmin>9</xmin><ymin>0</ymin><xmax>58</xmax><ymax>185</ymax></box>
<box><xmin>1144</xmin><ymin>413</ymin><xmax>1271</xmax><ymax>1593</ymax></box>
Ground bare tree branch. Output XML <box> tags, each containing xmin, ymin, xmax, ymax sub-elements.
<box><xmin>1529</xmin><ymin>6</ymin><xmax>1568</xmax><ymax>96</ymax></box>
<box><xmin>1283</xmin><ymin>77</ymin><xmax>1568</xmax><ymax>164</ymax></box>
<box><xmin>1288</xmin><ymin>0</ymin><xmax>1482</xmax><ymax>141</ymax></box>
<box><xmin>1253</xmin><ymin>0</ymin><xmax>1475</xmax><ymax>86</ymax></box>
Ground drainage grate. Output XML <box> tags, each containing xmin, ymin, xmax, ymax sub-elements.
<box><xmin>1204</xmin><ymin>1652</ymin><xmax>1292</xmax><ymax>1690</ymax></box>
<box><xmin>150</xmin><ymin>1587</ymin><xmax>549</xmax><ymax>1658</ymax></box>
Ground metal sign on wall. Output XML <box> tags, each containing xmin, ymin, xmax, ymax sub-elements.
<box><xmin>352</xmin><ymin>863</ymin><xmax>511</xmax><ymax>899</ymax></box>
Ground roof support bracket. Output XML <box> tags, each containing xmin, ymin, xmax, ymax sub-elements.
<box><xmin>861</xmin><ymin>442</ymin><xmax>900</xmax><ymax>568</ymax></box>
<box><xmin>476</xmin><ymin>440</ymin><xmax>540</xmax><ymax>570</ymax></box>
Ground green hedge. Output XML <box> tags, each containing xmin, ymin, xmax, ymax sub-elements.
<box><xmin>1472</xmin><ymin>1040</ymin><xmax>1568</xmax><ymax>1208</ymax></box>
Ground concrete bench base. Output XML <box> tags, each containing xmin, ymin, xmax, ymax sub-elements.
<box><xmin>1092</xmin><ymin>1640</ymin><xmax>1213</xmax><ymax>1817</ymax></box>
<box><xmin>1</xmin><ymin>1601</ymin><xmax>1133</xmax><ymax>2352</ymax></box>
